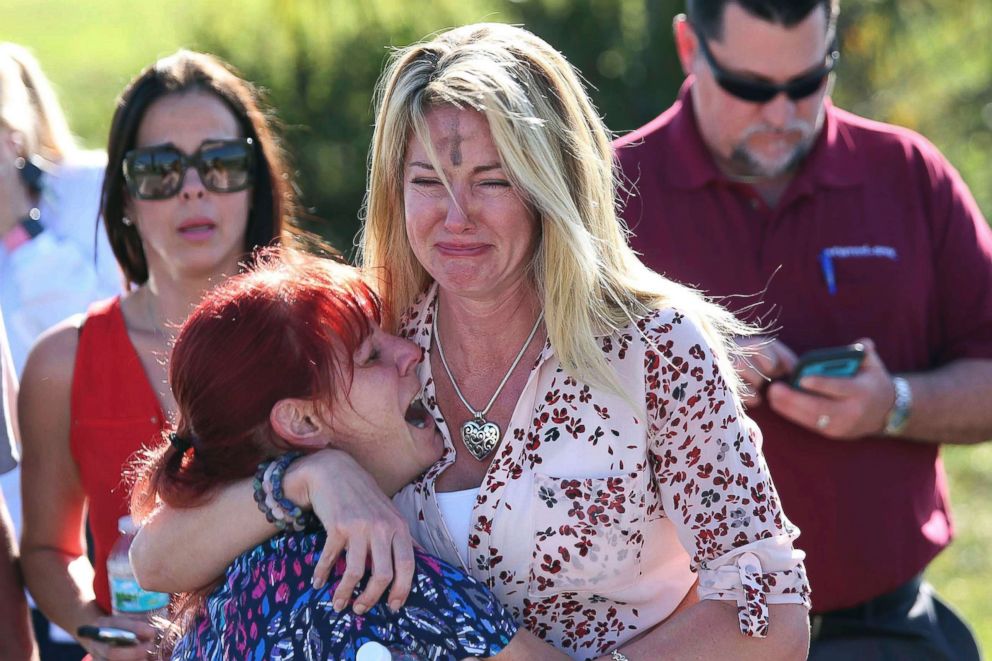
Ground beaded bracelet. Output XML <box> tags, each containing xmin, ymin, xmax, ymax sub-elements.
<box><xmin>253</xmin><ymin>452</ymin><xmax>315</xmax><ymax>532</ymax></box>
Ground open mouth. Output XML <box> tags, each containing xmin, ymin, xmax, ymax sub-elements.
<box><xmin>178</xmin><ymin>219</ymin><xmax>217</xmax><ymax>237</ymax></box>
<box><xmin>404</xmin><ymin>393</ymin><xmax>432</xmax><ymax>429</ymax></box>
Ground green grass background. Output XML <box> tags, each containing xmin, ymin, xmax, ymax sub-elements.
<box><xmin>2</xmin><ymin>0</ymin><xmax>200</xmax><ymax>149</ymax></box>
<box><xmin>4</xmin><ymin>0</ymin><xmax>991</xmax><ymax>654</ymax></box>
<box><xmin>928</xmin><ymin>444</ymin><xmax>992</xmax><ymax>652</ymax></box>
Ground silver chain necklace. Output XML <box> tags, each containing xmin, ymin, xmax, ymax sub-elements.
<box><xmin>144</xmin><ymin>290</ymin><xmax>169</xmax><ymax>344</ymax></box>
<box><xmin>433</xmin><ymin>307</ymin><xmax>544</xmax><ymax>461</ymax></box>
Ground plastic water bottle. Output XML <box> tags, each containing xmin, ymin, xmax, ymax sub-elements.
<box><xmin>107</xmin><ymin>515</ymin><xmax>170</xmax><ymax>620</ymax></box>
<box><xmin>356</xmin><ymin>641</ymin><xmax>423</xmax><ymax>660</ymax></box>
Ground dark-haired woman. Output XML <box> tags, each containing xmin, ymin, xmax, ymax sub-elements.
<box><xmin>129</xmin><ymin>249</ymin><xmax>565</xmax><ymax>660</ymax></box>
<box><xmin>17</xmin><ymin>50</ymin><xmax>295</xmax><ymax>660</ymax></box>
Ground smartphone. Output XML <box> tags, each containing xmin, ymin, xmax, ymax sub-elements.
<box><xmin>790</xmin><ymin>343</ymin><xmax>866</xmax><ymax>388</ymax></box>
<box><xmin>76</xmin><ymin>625</ymin><xmax>139</xmax><ymax>647</ymax></box>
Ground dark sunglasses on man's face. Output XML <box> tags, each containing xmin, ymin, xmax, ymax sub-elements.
<box><xmin>695</xmin><ymin>33</ymin><xmax>840</xmax><ymax>103</ymax></box>
<box><xmin>123</xmin><ymin>137</ymin><xmax>255</xmax><ymax>200</ymax></box>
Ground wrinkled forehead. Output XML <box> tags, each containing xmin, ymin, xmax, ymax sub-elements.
<box><xmin>135</xmin><ymin>90</ymin><xmax>241</xmax><ymax>151</ymax></box>
<box><xmin>709</xmin><ymin>3</ymin><xmax>831</xmax><ymax>81</ymax></box>
<box><xmin>406</xmin><ymin>105</ymin><xmax>498</xmax><ymax>167</ymax></box>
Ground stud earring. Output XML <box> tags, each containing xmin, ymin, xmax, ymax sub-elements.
<box><xmin>122</xmin><ymin>216</ymin><xmax>133</xmax><ymax>227</ymax></box>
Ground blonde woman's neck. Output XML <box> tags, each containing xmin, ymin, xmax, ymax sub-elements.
<box><xmin>435</xmin><ymin>282</ymin><xmax>543</xmax><ymax>362</ymax></box>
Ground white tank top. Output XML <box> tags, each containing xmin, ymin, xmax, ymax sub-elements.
<box><xmin>435</xmin><ymin>487</ymin><xmax>479</xmax><ymax>567</ymax></box>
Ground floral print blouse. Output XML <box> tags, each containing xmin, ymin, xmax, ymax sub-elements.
<box><xmin>393</xmin><ymin>286</ymin><xmax>811</xmax><ymax>660</ymax></box>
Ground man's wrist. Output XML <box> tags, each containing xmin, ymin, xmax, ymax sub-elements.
<box><xmin>883</xmin><ymin>375</ymin><xmax>913</xmax><ymax>436</ymax></box>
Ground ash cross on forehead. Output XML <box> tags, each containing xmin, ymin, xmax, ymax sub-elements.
<box><xmin>444</xmin><ymin>113</ymin><xmax>463</xmax><ymax>166</ymax></box>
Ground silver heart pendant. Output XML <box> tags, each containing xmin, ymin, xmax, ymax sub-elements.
<box><xmin>461</xmin><ymin>418</ymin><xmax>501</xmax><ymax>461</ymax></box>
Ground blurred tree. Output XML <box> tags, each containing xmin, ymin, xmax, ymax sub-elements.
<box><xmin>191</xmin><ymin>0</ymin><xmax>520</xmax><ymax>253</ymax></box>
<box><xmin>188</xmin><ymin>0</ymin><xmax>990</xmax><ymax>254</ymax></box>
<box><xmin>505</xmin><ymin>0</ymin><xmax>684</xmax><ymax>132</ymax></box>
<box><xmin>834</xmin><ymin>0</ymin><xmax>992</xmax><ymax>215</ymax></box>
<box><xmin>190</xmin><ymin>0</ymin><xmax>691</xmax><ymax>252</ymax></box>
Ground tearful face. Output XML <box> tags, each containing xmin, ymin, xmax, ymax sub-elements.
<box><xmin>402</xmin><ymin>106</ymin><xmax>540</xmax><ymax>303</ymax></box>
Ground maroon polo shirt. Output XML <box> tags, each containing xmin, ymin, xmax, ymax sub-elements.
<box><xmin>614</xmin><ymin>81</ymin><xmax>992</xmax><ymax>612</ymax></box>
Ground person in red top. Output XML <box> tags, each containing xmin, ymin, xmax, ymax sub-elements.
<box><xmin>614</xmin><ymin>1</ymin><xmax>992</xmax><ymax>659</ymax></box>
<box><xmin>17</xmin><ymin>50</ymin><xmax>295</xmax><ymax>661</ymax></box>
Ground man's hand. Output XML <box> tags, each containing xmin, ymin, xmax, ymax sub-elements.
<box><xmin>733</xmin><ymin>337</ymin><xmax>799</xmax><ymax>407</ymax></box>
<box><xmin>767</xmin><ymin>338</ymin><xmax>896</xmax><ymax>439</ymax></box>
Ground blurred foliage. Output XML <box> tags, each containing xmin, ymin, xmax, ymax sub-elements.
<box><xmin>189</xmin><ymin>0</ymin><xmax>516</xmax><ymax>251</ymax></box>
<box><xmin>181</xmin><ymin>0</ymin><xmax>991</xmax><ymax>250</ymax></box>
<box><xmin>1</xmin><ymin>0</ymin><xmax>201</xmax><ymax>148</ymax></box>
<box><xmin>186</xmin><ymin>0</ymin><xmax>690</xmax><ymax>252</ymax></box>
<box><xmin>834</xmin><ymin>0</ymin><xmax>992</xmax><ymax>218</ymax></box>
<box><xmin>3</xmin><ymin>2</ymin><xmax>991</xmax><ymax>649</ymax></box>
<box><xmin>5</xmin><ymin>0</ymin><xmax>988</xmax><ymax>248</ymax></box>
<box><xmin>928</xmin><ymin>444</ymin><xmax>992</xmax><ymax>657</ymax></box>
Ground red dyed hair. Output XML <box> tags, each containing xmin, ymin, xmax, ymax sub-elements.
<box><xmin>130</xmin><ymin>247</ymin><xmax>381</xmax><ymax>521</ymax></box>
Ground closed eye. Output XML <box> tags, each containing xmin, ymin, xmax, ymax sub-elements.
<box><xmin>355</xmin><ymin>340</ymin><xmax>380</xmax><ymax>366</ymax></box>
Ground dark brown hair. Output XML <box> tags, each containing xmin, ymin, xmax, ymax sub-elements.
<box><xmin>687</xmin><ymin>0</ymin><xmax>839</xmax><ymax>41</ymax></box>
<box><xmin>101</xmin><ymin>50</ymin><xmax>297</xmax><ymax>285</ymax></box>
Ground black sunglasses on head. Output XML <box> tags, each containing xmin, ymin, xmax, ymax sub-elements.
<box><xmin>123</xmin><ymin>137</ymin><xmax>255</xmax><ymax>200</ymax></box>
<box><xmin>695</xmin><ymin>33</ymin><xmax>839</xmax><ymax>103</ymax></box>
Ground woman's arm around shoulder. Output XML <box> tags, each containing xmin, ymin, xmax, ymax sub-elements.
<box><xmin>130</xmin><ymin>476</ymin><xmax>276</xmax><ymax>593</ymax></box>
<box><xmin>131</xmin><ymin>448</ymin><xmax>416</xmax><ymax>613</ymax></box>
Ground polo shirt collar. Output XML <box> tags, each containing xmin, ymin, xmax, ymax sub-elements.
<box><xmin>795</xmin><ymin>98</ymin><xmax>865</xmax><ymax>189</ymax></box>
<box><xmin>665</xmin><ymin>81</ymin><xmax>864</xmax><ymax>192</ymax></box>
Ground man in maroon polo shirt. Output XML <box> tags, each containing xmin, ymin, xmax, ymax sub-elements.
<box><xmin>614</xmin><ymin>1</ymin><xmax>992</xmax><ymax>659</ymax></box>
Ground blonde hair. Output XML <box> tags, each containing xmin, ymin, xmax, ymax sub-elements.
<box><xmin>359</xmin><ymin>23</ymin><xmax>749</xmax><ymax>398</ymax></box>
<box><xmin>0</xmin><ymin>43</ymin><xmax>76</xmax><ymax>162</ymax></box>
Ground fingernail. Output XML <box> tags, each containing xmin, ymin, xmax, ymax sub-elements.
<box><xmin>312</xmin><ymin>576</ymin><xmax>324</xmax><ymax>590</ymax></box>
<box><xmin>389</xmin><ymin>600</ymin><xmax>402</xmax><ymax>612</ymax></box>
<box><xmin>333</xmin><ymin>599</ymin><xmax>345</xmax><ymax>612</ymax></box>
<box><xmin>353</xmin><ymin>603</ymin><xmax>367</xmax><ymax>615</ymax></box>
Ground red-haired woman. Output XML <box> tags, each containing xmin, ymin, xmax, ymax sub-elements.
<box><xmin>17</xmin><ymin>50</ymin><xmax>295</xmax><ymax>660</ymax></box>
<box><xmin>129</xmin><ymin>249</ymin><xmax>565</xmax><ymax>660</ymax></box>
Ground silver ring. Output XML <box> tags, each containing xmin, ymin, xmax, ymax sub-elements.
<box><xmin>816</xmin><ymin>414</ymin><xmax>830</xmax><ymax>430</ymax></box>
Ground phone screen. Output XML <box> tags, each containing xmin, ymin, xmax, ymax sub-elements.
<box><xmin>77</xmin><ymin>625</ymin><xmax>139</xmax><ymax>647</ymax></box>
<box><xmin>790</xmin><ymin>344</ymin><xmax>866</xmax><ymax>388</ymax></box>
